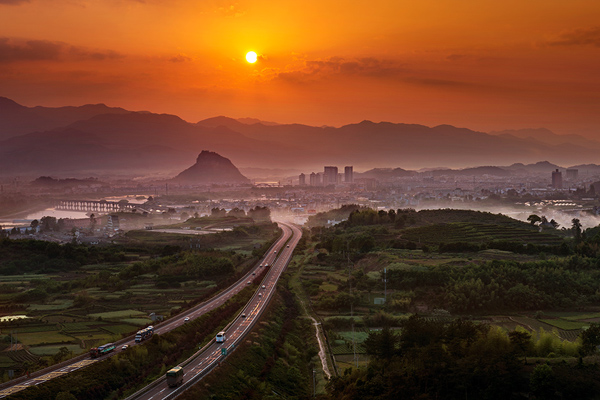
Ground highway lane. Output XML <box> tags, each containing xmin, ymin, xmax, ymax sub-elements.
<box><xmin>0</xmin><ymin>225</ymin><xmax>292</xmax><ymax>399</ymax></box>
<box><xmin>128</xmin><ymin>222</ymin><xmax>301</xmax><ymax>400</ymax></box>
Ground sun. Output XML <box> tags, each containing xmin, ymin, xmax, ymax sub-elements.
<box><xmin>246</xmin><ymin>51</ymin><xmax>258</xmax><ymax>63</ymax></box>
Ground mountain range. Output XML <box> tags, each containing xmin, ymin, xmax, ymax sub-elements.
<box><xmin>1</xmin><ymin>96</ymin><xmax>599</xmax><ymax>178</ymax></box>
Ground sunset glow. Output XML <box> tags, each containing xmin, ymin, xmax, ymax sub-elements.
<box><xmin>0</xmin><ymin>1</ymin><xmax>599</xmax><ymax>136</ymax></box>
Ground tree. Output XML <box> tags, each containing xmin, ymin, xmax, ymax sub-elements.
<box><xmin>509</xmin><ymin>330</ymin><xmax>532</xmax><ymax>361</ymax></box>
<box><xmin>579</xmin><ymin>323</ymin><xmax>600</xmax><ymax>356</ymax></box>
<box><xmin>40</xmin><ymin>216</ymin><xmax>58</xmax><ymax>231</ymax></box>
<box><xmin>364</xmin><ymin>326</ymin><xmax>399</xmax><ymax>360</ymax></box>
<box><xmin>530</xmin><ymin>364</ymin><xmax>554</xmax><ymax>399</ymax></box>
<box><xmin>550</xmin><ymin>219</ymin><xmax>560</xmax><ymax>229</ymax></box>
<box><xmin>30</xmin><ymin>219</ymin><xmax>39</xmax><ymax>230</ymax></box>
<box><xmin>572</xmin><ymin>218</ymin><xmax>583</xmax><ymax>242</ymax></box>
<box><xmin>528</xmin><ymin>214</ymin><xmax>542</xmax><ymax>225</ymax></box>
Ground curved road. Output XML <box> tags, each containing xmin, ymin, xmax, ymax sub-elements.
<box><xmin>0</xmin><ymin>223</ymin><xmax>295</xmax><ymax>399</ymax></box>
<box><xmin>127</xmin><ymin>222</ymin><xmax>302</xmax><ymax>400</ymax></box>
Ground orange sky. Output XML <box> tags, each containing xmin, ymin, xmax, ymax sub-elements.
<box><xmin>1</xmin><ymin>0</ymin><xmax>599</xmax><ymax>136</ymax></box>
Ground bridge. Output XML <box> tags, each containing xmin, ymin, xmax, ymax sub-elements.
<box><xmin>56</xmin><ymin>200</ymin><xmax>151</xmax><ymax>214</ymax></box>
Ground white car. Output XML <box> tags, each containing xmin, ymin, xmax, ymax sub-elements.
<box><xmin>262</xmin><ymin>285</ymin><xmax>266</xmax><ymax>289</ymax></box>
<box><xmin>241</xmin><ymin>313</ymin><xmax>246</xmax><ymax>318</ymax></box>
<box><xmin>122</xmin><ymin>345</ymin><xmax>129</xmax><ymax>350</ymax></box>
<box><xmin>184</xmin><ymin>317</ymin><xmax>190</xmax><ymax>322</ymax></box>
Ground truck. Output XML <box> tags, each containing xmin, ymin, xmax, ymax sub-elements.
<box><xmin>166</xmin><ymin>366</ymin><xmax>184</xmax><ymax>387</ymax></box>
<box><xmin>90</xmin><ymin>343</ymin><xmax>116</xmax><ymax>358</ymax></box>
<box><xmin>135</xmin><ymin>326</ymin><xmax>154</xmax><ymax>343</ymax></box>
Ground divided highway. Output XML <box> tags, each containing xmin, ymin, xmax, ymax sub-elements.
<box><xmin>127</xmin><ymin>222</ymin><xmax>301</xmax><ymax>400</ymax></box>
<box><xmin>0</xmin><ymin>222</ymin><xmax>298</xmax><ymax>399</ymax></box>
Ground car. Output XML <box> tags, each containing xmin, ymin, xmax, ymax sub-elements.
<box><xmin>122</xmin><ymin>345</ymin><xmax>129</xmax><ymax>350</ymax></box>
<box><xmin>184</xmin><ymin>317</ymin><xmax>190</xmax><ymax>322</ymax></box>
<box><xmin>262</xmin><ymin>285</ymin><xmax>266</xmax><ymax>289</ymax></box>
<box><xmin>260</xmin><ymin>264</ymin><xmax>263</xmax><ymax>267</ymax></box>
<box><xmin>252</xmin><ymin>272</ymin><xmax>256</xmax><ymax>276</ymax></box>
<box><xmin>258</xmin><ymin>293</ymin><xmax>262</xmax><ymax>297</ymax></box>
<box><xmin>274</xmin><ymin>250</ymin><xmax>277</xmax><ymax>253</ymax></box>
<box><xmin>247</xmin><ymin>281</ymin><xmax>251</xmax><ymax>285</ymax></box>
<box><xmin>241</xmin><ymin>313</ymin><xmax>246</xmax><ymax>318</ymax></box>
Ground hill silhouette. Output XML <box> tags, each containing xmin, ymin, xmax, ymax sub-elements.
<box><xmin>173</xmin><ymin>151</ymin><xmax>250</xmax><ymax>184</ymax></box>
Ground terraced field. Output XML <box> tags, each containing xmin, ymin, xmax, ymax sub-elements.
<box><xmin>401</xmin><ymin>222</ymin><xmax>563</xmax><ymax>246</ymax></box>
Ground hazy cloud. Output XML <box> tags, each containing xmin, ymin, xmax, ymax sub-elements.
<box><xmin>168</xmin><ymin>54</ymin><xmax>192</xmax><ymax>63</ymax></box>
<box><xmin>277</xmin><ymin>57</ymin><xmax>410</xmax><ymax>83</ymax></box>
<box><xmin>547</xmin><ymin>26</ymin><xmax>600</xmax><ymax>47</ymax></box>
<box><xmin>0</xmin><ymin>0</ymin><xmax>30</xmax><ymax>5</ymax></box>
<box><xmin>215</xmin><ymin>1</ymin><xmax>245</xmax><ymax>17</ymax></box>
<box><xmin>0</xmin><ymin>37</ymin><xmax>124</xmax><ymax>63</ymax></box>
<box><xmin>273</xmin><ymin>56</ymin><xmax>478</xmax><ymax>91</ymax></box>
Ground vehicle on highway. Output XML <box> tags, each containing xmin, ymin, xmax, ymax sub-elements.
<box><xmin>258</xmin><ymin>293</ymin><xmax>262</xmax><ymax>297</ymax></box>
<box><xmin>135</xmin><ymin>326</ymin><xmax>154</xmax><ymax>343</ymax></box>
<box><xmin>121</xmin><ymin>344</ymin><xmax>129</xmax><ymax>350</ymax></box>
<box><xmin>274</xmin><ymin>250</ymin><xmax>277</xmax><ymax>253</ymax></box>
<box><xmin>287</xmin><ymin>245</ymin><xmax>290</xmax><ymax>248</ymax></box>
<box><xmin>90</xmin><ymin>343</ymin><xmax>115</xmax><ymax>358</ymax></box>
<box><xmin>252</xmin><ymin>272</ymin><xmax>255</xmax><ymax>275</ymax></box>
<box><xmin>216</xmin><ymin>331</ymin><xmax>226</xmax><ymax>343</ymax></box>
<box><xmin>184</xmin><ymin>317</ymin><xmax>190</xmax><ymax>322</ymax></box>
<box><xmin>166</xmin><ymin>366</ymin><xmax>184</xmax><ymax>387</ymax></box>
<box><xmin>247</xmin><ymin>281</ymin><xmax>251</xmax><ymax>285</ymax></box>
<box><xmin>262</xmin><ymin>285</ymin><xmax>266</xmax><ymax>289</ymax></box>
<box><xmin>241</xmin><ymin>313</ymin><xmax>246</xmax><ymax>318</ymax></box>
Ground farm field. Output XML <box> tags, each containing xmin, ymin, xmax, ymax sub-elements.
<box><xmin>0</xmin><ymin>221</ymin><xmax>279</xmax><ymax>377</ymax></box>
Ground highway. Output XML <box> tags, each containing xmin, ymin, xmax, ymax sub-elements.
<box><xmin>0</xmin><ymin>223</ymin><xmax>295</xmax><ymax>399</ymax></box>
<box><xmin>126</xmin><ymin>222</ymin><xmax>302</xmax><ymax>400</ymax></box>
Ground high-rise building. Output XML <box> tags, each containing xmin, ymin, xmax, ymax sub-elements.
<box><xmin>552</xmin><ymin>169</ymin><xmax>563</xmax><ymax>189</ymax></box>
<box><xmin>323</xmin><ymin>166</ymin><xmax>338</xmax><ymax>186</ymax></box>
<box><xmin>345</xmin><ymin>166</ymin><xmax>353</xmax><ymax>183</ymax></box>
<box><xmin>299</xmin><ymin>173</ymin><xmax>306</xmax><ymax>186</ymax></box>
<box><xmin>566</xmin><ymin>169</ymin><xmax>578</xmax><ymax>180</ymax></box>
<box><xmin>309</xmin><ymin>172</ymin><xmax>321</xmax><ymax>186</ymax></box>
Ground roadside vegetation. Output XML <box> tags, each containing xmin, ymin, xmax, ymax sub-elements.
<box><xmin>294</xmin><ymin>207</ymin><xmax>600</xmax><ymax>398</ymax></box>
<box><xmin>0</xmin><ymin>220</ymin><xmax>279</xmax><ymax>380</ymax></box>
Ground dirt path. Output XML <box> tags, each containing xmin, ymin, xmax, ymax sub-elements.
<box><xmin>308</xmin><ymin>315</ymin><xmax>331</xmax><ymax>379</ymax></box>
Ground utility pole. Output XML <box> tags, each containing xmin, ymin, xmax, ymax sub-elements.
<box><xmin>383</xmin><ymin>268</ymin><xmax>387</xmax><ymax>304</ymax></box>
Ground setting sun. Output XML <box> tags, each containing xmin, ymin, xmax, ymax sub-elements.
<box><xmin>245</xmin><ymin>51</ymin><xmax>258</xmax><ymax>63</ymax></box>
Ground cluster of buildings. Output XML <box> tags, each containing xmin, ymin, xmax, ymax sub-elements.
<box><xmin>552</xmin><ymin>168</ymin><xmax>579</xmax><ymax>189</ymax></box>
<box><xmin>298</xmin><ymin>166</ymin><xmax>354</xmax><ymax>187</ymax></box>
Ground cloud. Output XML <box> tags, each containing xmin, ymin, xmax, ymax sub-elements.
<box><xmin>215</xmin><ymin>1</ymin><xmax>245</xmax><ymax>17</ymax></box>
<box><xmin>168</xmin><ymin>53</ymin><xmax>192</xmax><ymax>63</ymax></box>
<box><xmin>275</xmin><ymin>57</ymin><xmax>410</xmax><ymax>83</ymax></box>
<box><xmin>0</xmin><ymin>37</ymin><xmax>124</xmax><ymax>63</ymax></box>
<box><xmin>0</xmin><ymin>0</ymin><xmax>29</xmax><ymax>5</ymax></box>
<box><xmin>547</xmin><ymin>26</ymin><xmax>600</xmax><ymax>47</ymax></box>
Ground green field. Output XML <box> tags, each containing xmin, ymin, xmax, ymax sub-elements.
<box><xmin>17</xmin><ymin>331</ymin><xmax>73</xmax><ymax>346</ymax></box>
<box><xmin>88</xmin><ymin>310</ymin><xmax>146</xmax><ymax>319</ymax></box>
<box><xmin>540</xmin><ymin>319</ymin><xmax>587</xmax><ymax>330</ymax></box>
<box><xmin>29</xmin><ymin>344</ymin><xmax>83</xmax><ymax>356</ymax></box>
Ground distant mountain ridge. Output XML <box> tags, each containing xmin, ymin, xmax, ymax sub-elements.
<box><xmin>1</xmin><ymin>96</ymin><xmax>600</xmax><ymax>177</ymax></box>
